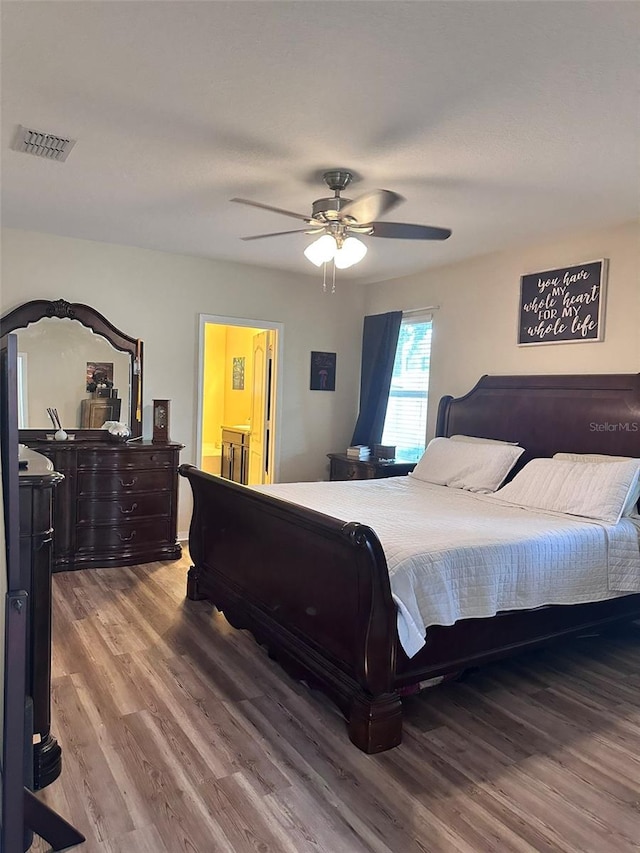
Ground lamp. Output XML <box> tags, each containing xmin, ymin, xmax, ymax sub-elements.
<box><xmin>304</xmin><ymin>230</ymin><xmax>368</xmax><ymax>293</ymax></box>
<box><xmin>303</xmin><ymin>234</ymin><xmax>337</xmax><ymax>266</ymax></box>
<box><xmin>334</xmin><ymin>237</ymin><xmax>367</xmax><ymax>269</ymax></box>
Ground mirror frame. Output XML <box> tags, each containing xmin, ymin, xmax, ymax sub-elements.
<box><xmin>0</xmin><ymin>297</ymin><xmax>143</xmax><ymax>440</ymax></box>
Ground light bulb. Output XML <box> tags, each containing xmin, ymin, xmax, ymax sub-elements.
<box><xmin>303</xmin><ymin>234</ymin><xmax>337</xmax><ymax>266</ymax></box>
<box><xmin>334</xmin><ymin>237</ymin><xmax>368</xmax><ymax>269</ymax></box>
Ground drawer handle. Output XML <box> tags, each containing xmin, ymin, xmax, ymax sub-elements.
<box><xmin>119</xmin><ymin>477</ymin><xmax>138</xmax><ymax>487</ymax></box>
<box><xmin>118</xmin><ymin>502</ymin><xmax>138</xmax><ymax>515</ymax></box>
<box><xmin>117</xmin><ymin>530</ymin><xmax>137</xmax><ymax>542</ymax></box>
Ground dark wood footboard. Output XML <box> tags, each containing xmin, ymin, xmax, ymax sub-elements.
<box><xmin>180</xmin><ymin>464</ymin><xmax>403</xmax><ymax>753</ymax></box>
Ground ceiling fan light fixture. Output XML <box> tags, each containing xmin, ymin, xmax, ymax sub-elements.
<box><xmin>334</xmin><ymin>236</ymin><xmax>367</xmax><ymax>269</ymax></box>
<box><xmin>303</xmin><ymin>233</ymin><xmax>337</xmax><ymax>266</ymax></box>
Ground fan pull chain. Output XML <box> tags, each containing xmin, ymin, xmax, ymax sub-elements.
<box><xmin>331</xmin><ymin>259</ymin><xmax>336</xmax><ymax>294</ymax></box>
<box><xmin>322</xmin><ymin>262</ymin><xmax>327</xmax><ymax>293</ymax></box>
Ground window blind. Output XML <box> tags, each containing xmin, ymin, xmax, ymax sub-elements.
<box><xmin>381</xmin><ymin>315</ymin><xmax>432</xmax><ymax>461</ymax></box>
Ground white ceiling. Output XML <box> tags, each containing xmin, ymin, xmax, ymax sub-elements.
<box><xmin>2</xmin><ymin>1</ymin><xmax>639</xmax><ymax>284</ymax></box>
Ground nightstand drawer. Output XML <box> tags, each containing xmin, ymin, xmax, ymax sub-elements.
<box><xmin>331</xmin><ymin>458</ymin><xmax>376</xmax><ymax>480</ymax></box>
<box><xmin>328</xmin><ymin>453</ymin><xmax>416</xmax><ymax>482</ymax></box>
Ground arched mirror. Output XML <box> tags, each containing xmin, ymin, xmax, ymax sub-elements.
<box><xmin>0</xmin><ymin>298</ymin><xmax>143</xmax><ymax>439</ymax></box>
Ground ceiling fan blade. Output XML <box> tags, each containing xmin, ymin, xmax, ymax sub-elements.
<box><xmin>240</xmin><ymin>228</ymin><xmax>323</xmax><ymax>241</ymax></box>
<box><xmin>339</xmin><ymin>189</ymin><xmax>404</xmax><ymax>224</ymax></box>
<box><xmin>231</xmin><ymin>197</ymin><xmax>318</xmax><ymax>224</ymax></box>
<box><xmin>370</xmin><ymin>222</ymin><xmax>452</xmax><ymax>241</ymax></box>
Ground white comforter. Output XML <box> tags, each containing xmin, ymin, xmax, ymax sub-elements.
<box><xmin>253</xmin><ymin>477</ymin><xmax>640</xmax><ymax>658</ymax></box>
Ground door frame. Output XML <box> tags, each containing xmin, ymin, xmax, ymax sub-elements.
<box><xmin>196</xmin><ymin>313</ymin><xmax>284</xmax><ymax>482</ymax></box>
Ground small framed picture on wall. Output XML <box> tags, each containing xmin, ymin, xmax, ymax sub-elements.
<box><xmin>232</xmin><ymin>356</ymin><xmax>245</xmax><ymax>390</ymax></box>
<box><xmin>310</xmin><ymin>351</ymin><xmax>336</xmax><ymax>391</ymax></box>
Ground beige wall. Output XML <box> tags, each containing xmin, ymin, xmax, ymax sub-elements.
<box><xmin>1</xmin><ymin>228</ymin><xmax>367</xmax><ymax>536</ymax></box>
<box><xmin>366</xmin><ymin>220</ymin><xmax>640</xmax><ymax>439</ymax></box>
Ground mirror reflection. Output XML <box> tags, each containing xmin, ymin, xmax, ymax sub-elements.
<box><xmin>16</xmin><ymin>317</ymin><xmax>131</xmax><ymax>430</ymax></box>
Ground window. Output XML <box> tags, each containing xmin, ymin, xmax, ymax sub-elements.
<box><xmin>381</xmin><ymin>315</ymin><xmax>432</xmax><ymax>462</ymax></box>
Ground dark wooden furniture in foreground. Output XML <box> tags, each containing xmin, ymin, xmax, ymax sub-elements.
<box><xmin>181</xmin><ymin>373</ymin><xmax>640</xmax><ymax>753</ymax></box>
<box><xmin>3</xmin><ymin>333</ymin><xmax>84</xmax><ymax>853</ymax></box>
<box><xmin>328</xmin><ymin>452</ymin><xmax>416</xmax><ymax>481</ymax></box>
<box><xmin>19</xmin><ymin>449</ymin><xmax>64</xmax><ymax>790</ymax></box>
<box><xmin>24</xmin><ymin>440</ymin><xmax>183</xmax><ymax>571</ymax></box>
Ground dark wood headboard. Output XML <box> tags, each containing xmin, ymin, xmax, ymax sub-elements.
<box><xmin>436</xmin><ymin>374</ymin><xmax>640</xmax><ymax>467</ymax></box>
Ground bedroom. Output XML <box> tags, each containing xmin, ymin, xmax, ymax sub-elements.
<box><xmin>1</xmin><ymin>1</ymin><xmax>640</xmax><ymax>851</ymax></box>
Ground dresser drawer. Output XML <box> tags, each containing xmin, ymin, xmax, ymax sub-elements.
<box><xmin>77</xmin><ymin>448</ymin><xmax>176</xmax><ymax>470</ymax></box>
<box><xmin>76</xmin><ymin>518</ymin><xmax>171</xmax><ymax>553</ymax></box>
<box><xmin>77</xmin><ymin>468</ymin><xmax>174</xmax><ymax>496</ymax></box>
<box><xmin>77</xmin><ymin>493</ymin><xmax>170</xmax><ymax>524</ymax></box>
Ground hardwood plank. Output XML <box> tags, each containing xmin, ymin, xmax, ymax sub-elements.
<box><xmin>46</xmin><ymin>676</ymin><xmax>137</xmax><ymax>845</ymax></box>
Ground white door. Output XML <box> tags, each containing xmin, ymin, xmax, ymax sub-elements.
<box><xmin>248</xmin><ymin>330</ymin><xmax>275</xmax><ymax>485</ymax></box>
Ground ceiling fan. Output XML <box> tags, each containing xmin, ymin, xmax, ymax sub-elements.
<box><xmin>230</xmin><ymin>169</ymin><xmax>452</xmax><ymax>275</ymax></box>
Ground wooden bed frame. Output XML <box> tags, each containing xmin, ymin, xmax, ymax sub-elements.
<box><xmin>180</xmin><ymin>373</ymin><xmax>640</xmax><ymax>753</ymax></box>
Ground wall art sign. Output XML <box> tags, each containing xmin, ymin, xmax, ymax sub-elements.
<box><xmin>232</xmin><ymin>356</ymin><xmax>245</xmax><ymax>390</ymax></box>
<box><xmin>310</xmin><ymin>351</ymin><xmax>336</xmax><ymax>391</ymax></box>
<box><xmin>517</xmin><ymin>259</ymin><xmax>607</xmax><ymax>346</ymax></box>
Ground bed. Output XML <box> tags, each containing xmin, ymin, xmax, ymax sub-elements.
<box><xmin>180</xmin><ymin>373</ymin><xmax>640</xmax><ymax>753</ymax></box>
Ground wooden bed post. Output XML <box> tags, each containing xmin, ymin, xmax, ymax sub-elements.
<box><xmin>348</xmin><ymin>691</ymin><xmax>403</xmax><ymax>754</ymax></box>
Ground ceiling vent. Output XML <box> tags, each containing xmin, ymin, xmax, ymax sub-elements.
<box><xmin>11</xmin><ymin>125</ymin><xmax>76</xmax><ymax>162</ymax></box>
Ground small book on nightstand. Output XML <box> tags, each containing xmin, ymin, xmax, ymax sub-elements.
<box><xmin>346</xmin><ymin>445</ymin><xmax>371</xmax><ymax>459</ymax></box>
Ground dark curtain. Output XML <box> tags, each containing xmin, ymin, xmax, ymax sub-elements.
<box><xmin>350</xmin><ymin>311</ymin><xmax>402</xmax><ymax>446</ymax></box>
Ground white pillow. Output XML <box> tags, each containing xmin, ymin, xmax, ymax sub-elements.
<box><xmin>554</xmin><ymin>452</ymin><xmax>637</xmax><ymax>464</ymax></box>
<box><xmin>450</xmin><ymin>434</ymin><xmax>519</xmax><ymax>446</ymax></box>
<box><xmin>553</xmin><ymin>452</ymin><xmax>640</xmax><ymax>517</ymax></box>
<box><xmin>410</xmin><ymin>437</ymin><xmax>524</xmax><ymax>493</ymax></box>
<box><xmin>493</xmin><ymin>457</ymin><xmax>640</xmax><ymax>524</ymax></box>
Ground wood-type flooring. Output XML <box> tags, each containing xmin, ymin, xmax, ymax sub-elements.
<box><xmin>32</xmin><ymin>555</ymin><xmax>640</xmax><ymax>852</ymax></box>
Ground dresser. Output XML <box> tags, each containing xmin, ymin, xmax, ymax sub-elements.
<box><xmin>22</xmin><ymin>440</ymin><xmax>183</xmax><ymax>571</ymax></box>
<box><xmin>19</xmin><ymin>448</ymin><xmax>64</xmax><ymax>790</ymax></box>
<box><xmin>327</xmin><ymin>453</ymin><xmax>416</xmax><ymax>481</ymax></box>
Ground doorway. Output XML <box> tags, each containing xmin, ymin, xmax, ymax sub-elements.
<box><xmin>196</xmin><ymin>314</ymin><xmax>282</xmax><ymax>486</ymax></box>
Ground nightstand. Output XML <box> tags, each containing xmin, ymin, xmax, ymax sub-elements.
<box><xmin>327</xmin><ymin>453</ymin><xmax>416</xmax><ymax>481</ymax></box>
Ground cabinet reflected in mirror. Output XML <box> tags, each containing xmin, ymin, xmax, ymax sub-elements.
<box><xmin>0</xmin><ymin>298</ymin><xmax>143</xmax><ymax>438</ymax></box>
